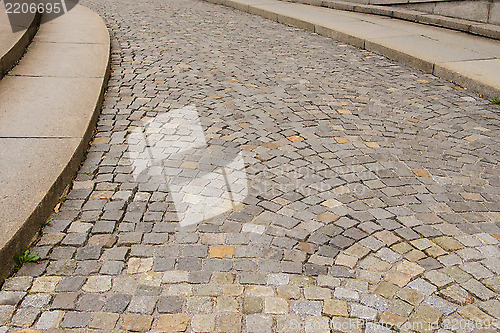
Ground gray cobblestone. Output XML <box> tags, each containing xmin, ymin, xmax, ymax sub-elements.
<box><xmin>60</xmin><ymin>311</ymin><xmax>92</xmax><ymax>328</ymax></box>
<box><xmin>76</xmin><ymin>246</ymin><xmax>102</xmax><ymax>260</ymax></box>
<box><xmin>292</xmin><ymin>300</ymin><xmax>322</xmax><ymax>316</ymax></box>
<box><xmin>103</xmin><ymin>294</ymin><xmax>132</xmax><ymax>313</ymax></box>
<box><xmin>2</xmin><ymin>277</ymin><xmax>33</xmax><ymax>292</ymax></box>
<box><xmin>0</xmin><ymin>292</ymin><xmax>25</xmax><ymax>306</ymax></box>
<box><xmin>34</xmin><ymin>310</ymin><xmax>64</xmax><ymax>330</ymax></box>
<box><xmin>157</xmin><ymin>296</ymin><xmax>184</xmax><ymax>314</ymax></box>
<box><xmin>92</xmin><ymin>221</ymin><xmax>116</xmax><ymax>234</ymax></box>
<box><xmin>127</xmin><ymin>295</ymin><xmax>157</xmax><ymax>314</ymax></box>
<box><xmin>20</xmin><ymin>294</ymin><xmax>51</xmax><ymax>308</ymax></box>
<box><xmin>77</xmin><ymin>293</ymin><xmax>105</xmax><ymax>311</ymax></box>
<box><xmin>10</xmin><ymin>307</ymin><xmax>40</xmax><ymax>326</ymax></box>
<box><xmin>2</xmin><ymin>0</ymin><xmax>499</xmax><ymax>330</ymax></box>
<box><xmin>61</xmin><ymin>233</ymin><xmax>87</xmax><ymax>246</ymax></box>
<box><xmin>50</xmin><ymin>292</ymin><xmax>78</xmax><ymax>310</ymax></box>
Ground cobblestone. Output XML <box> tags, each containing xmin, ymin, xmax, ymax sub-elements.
<box><xmin>156</xmin><ymin>314</ymin><xmax>189</xmax><ymax>332</ymax></box>
<box><xmin>191</xmin><ymin>313</ymin><xmax>216</xmax><ymax>332</ymax></box>
<box><xmin>89</xmin><ymin>312</ymin><xmax>119</xmax><ymax>330</ymax></box>
<box><xmin>121</xmin><ymin>313</ymin><xmax>153</xmax><ymax>332</ymax></box>
<box><xmin>60</xmin><ymin>311</ymin><xmax>92</xmax><ymax>328</ymax></box>
<box><xmin>2</xmin><ymin>277</ymin><xmax>33</xmax><ymax>292</ymax></box>
<box><xmin>34</xmin><ymin>310</ymin><xmax>63</xmax><ymax>330</ymax></box>
<box><xmin>292</xmin><ymin>300</ymin><xmax>322</xmax><ymax>316</ymax></box>
<box><xmin>81</xmin><ymin>276</ymin><xmax>111</xmax><ymax>293</ymax></box>
<box><xmin>1</xmin><ymin>0</ymin><xmax>499</xmax><ymax>331</ymax></box>
<box><xmin>323</xmin><ymin>299</ymin><xmax>348</xmax><ymax>317</ymax></box>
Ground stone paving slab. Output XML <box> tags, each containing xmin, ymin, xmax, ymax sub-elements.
<box><xmin>34</xmin><ymin>6</ymin><xmax>110</xmax><ymax>44</ymax></box>
<box><xmin>0</xmin><ymin>0</ymin><xmax>498</xmax><ymax>331</ymax></box>
<box><xmin>0</xmin><ymin>76</ymin><xmax>105</xmax><ymax>137</ymax></box>
<box><xmin>10</xmin><ymin>42</ymin><xmax>109</xmax><ymax>78</ymax></box>
<box><xmin>0</xmin><ymin>137</ymin><xmax>81</xmax><ymax>269</ymax></box>
<box><xmin>0</xmin><ymin>6</ymin><xmax>110</xmax><ymax>283</ymax></box>
<box><xmin>0</xmin><ymin>7</ymin><xmax>38</xmax><ymax>78</ymax></box>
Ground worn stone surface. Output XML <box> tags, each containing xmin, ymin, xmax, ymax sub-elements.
<box><xmin>0</xmin><ymin>0</ymin><xmax>499</xmax><ymax>331</ymax></box>
<box><xmin>121</xmin><ymin>314</ymin><xmax>153</xmax><ymax>332</ymax></box>
<box><xmin>156</xmin><ymin>314</ymin><xmax>189</xmax><ymax>332</ymax></box>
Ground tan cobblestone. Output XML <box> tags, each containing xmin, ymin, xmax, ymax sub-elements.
<box><xmin>156</xmin><ymin>314</ymin><xmax>189</xmax><ymax>332</ymax></box>
<box><xmin>323</xmin><ymin>299</ymin><xmax>349</xmax><ymax>317</ymax></box>
<box><xmin>210</xmin><ymin>246</ymin><xmax>235</xmax><ymax>258</ymax></box>
<box><xmin>217</xmin><ymin>313</ymin><xmax>242</xmax><ymax>333</ymax></box>
<box><xmin>276</xmin><ymin>285</ymin><xmax>301</xmax><ymax>299</ymax></box>
<box><xmin>191</xmin><ymin>314</ymin><xmax>216</xmax><ymax>332</ymax></box>
<box><xmin>264</xmin><ymin>297</ymin><xmax>289</xmax><ymax>314</ymax></box>
<box><xmin>30</xmin><ymin>277</ymin><xmax>62</xmax><ymax>293</ymax></box>
<box><xmin>121</xmin><ymin>314</ymin><xmax>153</xmax><ymax>332</ymax></box>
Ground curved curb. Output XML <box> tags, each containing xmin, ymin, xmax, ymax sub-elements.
<box><xmin>0</xmin><ymin>5</ymin><xmax>110</xmax><ymax>284</ymax></box>
<box><xmin>287</xmin><ymin>0</ymin><xmax>500</xmax><ymax>41</ymax></box>
<box><xmin>0</xmin><ymin>12</ymin><xmax>41</xmax><ymax>78</ymax></box>
<box><xmin>204</xmin><ymin>0</ymin><xmax>500</xmax><ymax>100</ymax></box>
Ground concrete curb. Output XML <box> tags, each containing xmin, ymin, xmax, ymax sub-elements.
<box><xmin>0</xmin><ymin>5</ymin><xmax>110</xmax><ymax>284</ymax></box>
<box><xmin>0</xmin><ymin>12</ymin><xmax>41</xmax><ymax>78</ymax></box>
<box><xmin>287</xmin><ymin>0</ymin><xmax>500</xmax><ymax>40</ymax></box>
<box><xmin>204</xmin><ymin>0</ymin><xmax>500</xmax><ymax>99</ymax></box>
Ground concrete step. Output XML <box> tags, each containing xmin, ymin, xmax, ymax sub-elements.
<box><xmin>337</xmin><ymin>0</ymin><xmax>500</xmax><ymax>27</ymax></box>
<box><xmin>206</xmin><ymin>0</ymin><xmax>500</xmax><ymax>99</ymax></box>
<box><xmin>0</xmin><ymin>8</ymin><xmax>39</xmax><ymax>78</ymax></box>
<box><xmin>0</xmin><ymin>5</ymin><xmax>110</xmax><ymax>283</ymax></box>
<box><xmin>394</xmin><ymin>0</ymin><xmax>500</xmax><ymax>26</ymax></box>
<box><xmin>283</xmin><ymin>0</ymin><xmax>500</xmax><ymax>40</ymax></box>
<box><xmin>340</xmin><ymin>0</ymin><xmax>468</xmax><ymax>4</ymax></box>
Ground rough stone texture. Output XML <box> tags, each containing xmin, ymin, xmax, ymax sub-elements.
<box><xmin>323</xmin><ymin>299</ymin><xmax>349</xmax><ymax>317</ymax></box>
<box><xmin>121</xmin><ymin>314</ymin><xmax>153</xmax><ymax>332</ymax></box>
<box><xmin>156</xmin><ymin>314</ymin><xmax>189</xmax><ymax>332</ymax></box>
<box><xmin>0</xmin><ymin>0</ymin><xmax>499</xmax><ymax>331</ymax></box>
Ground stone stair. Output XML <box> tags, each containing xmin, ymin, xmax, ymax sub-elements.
<box><xmin>308</xmin><ymin>0</ymin><xmax>500</xmax><ymax>25</ymax></box>
<box><xmin>0</xmin><ymin>8</ymin><xmax>39</xmax><ymax>78</ymax></box>
<box><xmin>0</xmin><ymin>6</ymin><xmax>110</xmax><ymax>283</ymax></box>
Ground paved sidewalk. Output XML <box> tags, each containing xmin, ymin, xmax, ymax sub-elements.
<box><xmin>0</xmin><ymin>0</ymin><xmax>499</xmax><ymax>332</ymax></box>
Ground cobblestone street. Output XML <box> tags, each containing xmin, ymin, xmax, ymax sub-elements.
<box><xmin>1</xmin><ymin>0</ymin><xmax>499</xmax><ymax>331</ymax></box>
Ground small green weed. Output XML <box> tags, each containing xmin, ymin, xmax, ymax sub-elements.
<box><xmin>488</xmin><ymin>97</ymin><xmax>500</xmax><ymax>105</ymax></box>
<box><xmin>44</xmin><ymin>217</ymin><xmax>53</xmax><ymax>225</ymax></box>
<box><xmin>14</xmin><ymin>250</ymin><xmax>39</xmax><ymax>266</ymax></box>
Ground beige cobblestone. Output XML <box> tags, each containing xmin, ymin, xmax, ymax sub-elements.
<box><xmin>156</xmin><ymin>314</ymin><xmax>189</xmax><ymax>332</ymax></box>
<box><xmin>264</xmin><ymin>297</ymin><xmax>289</xmax><ymax>314</ymax></box>
<box><xmin>30</xmin><ymin>277</ymin><xmax>62</xmax><ymax>293</ymax></box>
<box><xmin>277</xmin><ymin>286</ymin><xmax>301</xmax><ymax>300</ymax></box>
<box><xmin>121</xmin><ymin>314</ymin><xmax>153</xmax><ymax>332</ymax></box>
<box><xmin>191</xmin><ymin>314</ymin><xmax>216</xmax><ymax>332</ymax></box>
<box><xmin>323</xmin><ymin>299</ymin><xmax>349</xmax><ymax>317</ymax></box>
